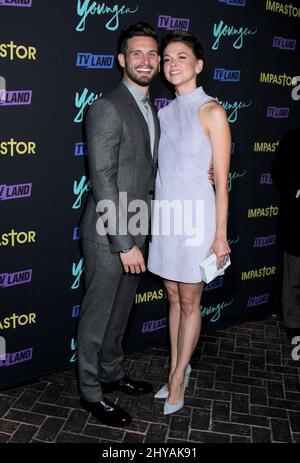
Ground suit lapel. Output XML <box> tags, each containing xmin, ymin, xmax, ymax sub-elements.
<box><xmin>149</xmin><ymin>101</ymin><xmax>160</xmax><ymax>170</ymax></box>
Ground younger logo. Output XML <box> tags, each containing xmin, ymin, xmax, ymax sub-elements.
<box><xmin>212</xmin><ymin>20</ymin><xmax>257</xmax><ymax>50</ymax></box>
<box><xmin>157</xmin><ymin>15</ymin><xmax>190</xmax><ymax>31</ymax></box>
<box><xmin>76</xmin><ymin>53</ymin><xmax>114</xmax><ymax>69</ymax></box>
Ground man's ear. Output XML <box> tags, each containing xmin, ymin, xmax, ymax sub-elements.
<box><xmin>118</xmin><ymin>53</ymin><xmax>125</xmax><ymax>69</ymax></box>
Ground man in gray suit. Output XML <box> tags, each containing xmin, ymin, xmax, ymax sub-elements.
<box><xmin>77</xmin><ymin>22</ymin><xmax>161</xmax><ymax>427</ymax></box>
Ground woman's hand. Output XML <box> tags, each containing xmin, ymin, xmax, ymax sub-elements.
<box><xmin>210</xmin><ymin>237</ymin><xmax>231</xmax><ymax>269</ymax></box>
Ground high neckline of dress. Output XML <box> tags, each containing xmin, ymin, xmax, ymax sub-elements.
<box><xmin>176</xmin><ymin>86</ymin><xmax>206</xmax><ymax>105</ymax></box>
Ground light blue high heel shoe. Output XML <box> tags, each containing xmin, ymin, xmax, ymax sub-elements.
<box><xmin>163</xmin><ymin>364</ymin><xmax>192</xmax><ymax>415</ymax></box>
<box><xmin>154</xmin><ymin>364</ymin><xmax>191</xmax><ymax>399</ymax></box>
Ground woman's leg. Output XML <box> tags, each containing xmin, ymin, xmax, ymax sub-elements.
<box><xmin>168</xmin><ymin>281</ymin><xmax>204</xmax><ymax>404</ymax></box>
<box><xmin>164</xmin><ymin>279</ymin><xmax>180</xmax><ymax>385</ymax></box>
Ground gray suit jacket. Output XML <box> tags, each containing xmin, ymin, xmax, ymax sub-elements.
<box><xmin>80</xmin><ymin>81</ymin><xmax>160</xmax><ymax>253</ymax></box>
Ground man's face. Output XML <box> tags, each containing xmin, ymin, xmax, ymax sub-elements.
<box><xmin>118</xmin><ymin>36</ymin><xmax>160</xmax><ymax>88</ymax></box>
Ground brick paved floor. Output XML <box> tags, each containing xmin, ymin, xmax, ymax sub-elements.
<box><xmin>0</xmin><ymin>319</ymin><xmax>299</xmax><ymax>444</ymax></box>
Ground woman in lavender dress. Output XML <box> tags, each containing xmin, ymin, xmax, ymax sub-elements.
<box><xmin>147</xmin><ymin>31</ymin><xmax>231</xmax><ymax>415</ymax></box>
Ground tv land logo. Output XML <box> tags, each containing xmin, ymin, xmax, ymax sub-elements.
<box><xmin>0</xmin><ymin>0</ymin><xmax>32</xmax><ymax>6</ymax></box>
<box><xmin>218</xmin><ymin>0</ymin><xmax>246</xmax><ymax>5</ymax></box>
<box><xmin>214</xmin><ymin>68</ymin><xmax>241</xmax><ymax>82</ymax></box>
<box><xmin>74</xmin><ymin>88</ymin><xmax>102</xmax><ymax>123</ymax></box>
<box><xmin>0</xmin><ymin>139</ymin><xmax>36</xmax><ymax>157</ymax></box>
<box><xmin>273</xmin><ymin>36</ymin><xmax>297</xmax><ymax>51</ymax></box>
<box><xmin>154</xmin><ymin>98</ymin><xmax>172</xmax><ymax>111</ymax></box>
<box><xmin>212</xmin><ymin>20</ymin><xmax>257</xmax><ymax>50</ymax></box>
<box><xmin>72</xmin><ymin>258</ymin><xmax>84</xmax><ymax>290</ymax></box>
<box><xmin>202</xmin><ymin>298</ymin><xmax>234</xmax><ymax>323</ymax></box>
<box><xmin>157</xmin><ymin>15</ymin><xmax>190</xmax><ymax>31</ymax></box>
<box><xmin>0</xmin><ymin>183</ymin><xmax>32</xmax><ymax>200</ymax></box>
<box><xmin>216</xmin><ymin>98</ymin><xmax>252</xmax><ymax>123</ymax></box>
<box><xmin>0</xmin><ymin>348</ymin><xmax>33</xmax><ymax>367</ymax></box>
<box><xmin>74</xmin><ymin>142</ymin><xmax>87</xmax><ymax>156</ymax></box>
<box><xmin>0</xmin><ymin>41</ymin><xmax>36</xmax><ymax>60</ymax></box>
<box><xmin>260</xmin><ymin>173</ymin><xmax>273</xmax><ymax>185</ymax></box>
<box><xmin>247</xmin><ymin>293</ymin><xmax>269</xmax><ymax>308</ymax></box>
<box><xmin>72</xmin><ymin>305</ymin><xmax>80</xmax><ymax>318</ymax></box>
<box><xmin>73</xmin><ymin>176</ymin><xmax>91</xmax><ymax>209</ymax></box>
<box><xmin>73</xmin><ymin>227</ymin><xmax>80</xmax><ymax>240</ymax></box>
<box><xmin>142</xmin><ymin>318</ymin><xmax>167</xmax><ymax>333</ymax></box>
<box><xmin>0</xmin><ymin>89</ymin><xmax>32</xmax><ymax>106</ymax></box>
<box><xmin>267</xmin><ymin>106</ymin><xmax>290</xmax><ymax>119</ymax></box>
<box><xmin>76</xmin><ymin>52</ymin><xmax>114</xmax><ymax>69</ymax></box>
<box><xmin>203</xmin><ymin>276</ymin><xmax>224</xmax><ymax>292</ymax></box>
<box><xmin>76</xmin><ymin>0</ymin><xmax>139</xmax><ymax>32</ymax></box>
<box><xmin>0</xmin><ymin>269</ymin><xmax>32</xmax><ymax>288</ymax></box>
<box><xmin>254</xmin><ymin>235</ymin><xmax>276</xmax><ymax>248</ymax></box>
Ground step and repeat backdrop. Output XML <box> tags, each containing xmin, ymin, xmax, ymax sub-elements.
<box><xmin>0</xmin><ymin>0</ymin><xmax>299</xmax><ymax>388</ymax></box>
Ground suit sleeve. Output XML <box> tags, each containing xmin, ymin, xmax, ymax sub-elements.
<box><xmin>86</xmin><ymin>98</ymin><xmax>135</xmax><ymax>253</ymax></box>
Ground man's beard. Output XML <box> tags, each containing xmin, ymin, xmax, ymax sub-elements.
<box><xmin>125</xmin><ymin>63</ymin><xmax>157</xmax><ymax>87</ymax></box>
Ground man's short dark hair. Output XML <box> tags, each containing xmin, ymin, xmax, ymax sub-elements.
<box><xmin>117</xmin><ymin>22</ymin><xmax>159</xmax><ymax>54</ymax></box>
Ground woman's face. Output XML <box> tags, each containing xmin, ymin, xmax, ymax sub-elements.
<box><xmin>162</xmin><ymin>41</ymin><xmax>203</xmax><ymax>92</ymax></box>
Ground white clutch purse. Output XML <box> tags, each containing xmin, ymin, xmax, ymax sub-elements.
<box><xmin>199</xmin><ymin>253</ymin><xmax>231</xmax><ymax>284</ymax></box>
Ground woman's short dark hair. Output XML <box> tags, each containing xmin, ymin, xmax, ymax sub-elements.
<box><xmin>160</xmin><ymin>30</ymin><xmax>205</xmax><ymax>62</ymax></box>
<box><xmin>118</xmin><ymin>22</ymin><xmax>159</xmax><ymax>54</ymax></box>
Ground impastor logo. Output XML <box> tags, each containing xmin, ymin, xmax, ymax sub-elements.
<box><xmin>216</xmin><ymin>97</ymin><xmax>252</xmax><ymax>123</ymax></box>
<box><xmin>202</xmin><ymin>298</ymin><xmax>234</xmax><ymax>323</ymax></box>
<box><xmin>157</xmin><ymin>15</ymin><xmax>190</xmax><ymax>31</ymax></box>
<box><xmin>135</xmin><ymin>289</ymin><xmax>166</xmax><ymax>304</ymax></box>
<box><xmin>248</xmin><ymin>205</ymin><xmax>278</xmax><ymax>218</ymax></box>
<box><xmin>74</xmin><ymin>142</ymin><xmax>87</xmax><ymax>156</ymax></box>
<box><xmin>0</xmin><ymin>139</ymin><xmax>36</xmax><ymax>157</ymax></box>
<box><xmin>247</xmin><ymin>293</ymin><xmax>269</xmax><ymax>308</ymax></box>
<box><xmin>142</xmin><ymin>318</ymin><xmax>167</xmax><ymax>333</ymax></box>
<box><xmin>273</xmin><ymin>36</ymin><xmax>297</xmax><ymax>50</ymax></box>
<box><xmin>254</xmin><ymin>141</ymin><xmax>279</xmax><ymax>152</ymax></box>
<box><xmin>214</xmin><ymin>68</ymin><xmax>241</xmax><ymax>82</ymax></box>
<box><xmin>0</xmin><ymin>0</ymin><xmax>32</xmax><ymax>6</ymax></box>
<box><xmin>154</xmin><ymin>98</ymin><xmax>172</xmax><ymax>111</ymax></box>
<box><xmin>0</xmin><ymin>313</ymin><xmax>36</xmax><ymax>330</ymax></box>
<box><xmin>0</xmin><ymin>270</ymin><xmax>32</xmax><ymax>288</ymax></box>
<box><xmin>260</xmin><ymin>72</ymin><xmax>297</xmax><ymax>86</ymax></box>
<box><xmin>260</xmin><ymin>173</ymin><xmax>273</xmax><ymax>184</ymax></box>
<box><xmin>74</xmin><ymin>88</ymin><xmax>102</xmax><ymax>123</ymax></box>
<box><xmin>242</xmin><ymin>266</ymin><xmax>276</xmax><ymax>280</ymax></box>
<box><xmin>0</xmin><ymin>41</ymin><xmax>36</xmax><ymax>60</ymax></box>
<box><xmin>0</xmin><ymin>89</ymin><xmax>32</xmax><ymax>106</ymax></box>
<box><xmin>0</xmin><ymin>183</ymin><xmax>32</xmax><ymax>200</ymax></box>
<box><xmin>76</xmin><ymin>52</ymin><xmax>114</xmax><ymax>69</ymax></box>
<box><xmin>0</xmin><ymin>229</ymin><xmax>36</xmax><ymax>247</ymax></box>
<box><xmin>212</xmin><ymin>20</ymin><xmax>257</xmax><ymax>50</ymax></box>
<box><xmin>266</xmin><ymin>106</ymin><xmax>290</xmax><ymax>118</ymax></box>
<box><xmin>254</xmin><ymin>235</ymin><xmax>276</xmax><ymax>247</ymax></box>
<box><xmin>76</xmin><ymin>0</ymin><xmax>139</xmax><ymax>32</ymax></box>
<box><xmin>266</xmin><ymin>0</ymin><xmax>300</xmax><ymax>19</ymax></box>
<box><xmin>0</xmin><ymin>348</ymin><xmax>33</xmax><ymax>367</ymax></box>
<box><xmin>219</xmin><ymin>0</ymin><xmax>246</xmax><ymax>5</ymax></box>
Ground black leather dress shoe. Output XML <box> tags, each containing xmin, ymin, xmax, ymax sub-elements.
<box><xmin>80</xmin><ymin>397</ymin><xmax>131</xmax><ymax>427</ymax></box>
<box><xmin>100</xmin><ymin>375</ymin><xmax>153</xmax><ymax>396</ymax></box>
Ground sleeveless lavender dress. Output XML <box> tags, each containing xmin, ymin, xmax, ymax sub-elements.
<box><xmin>147</xmin><ymin>87</ymin><xmax>216</xmax><ymax>283</ymax></box>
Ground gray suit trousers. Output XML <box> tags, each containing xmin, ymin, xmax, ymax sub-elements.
<box><xmin>282</xmin><ymin>251</ymin><xmax>300</xmax><ymax>329</ymax></box>
<box><xmin>77</xmin><ymin>238</ymin><xmax>142</xmax><ymax>402</ymax></box>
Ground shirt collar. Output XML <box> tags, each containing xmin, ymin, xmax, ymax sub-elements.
<box><xmin>123</xmin><ymin>79</ymin><xmax>149</xmax><ymax>103</ymax></box>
